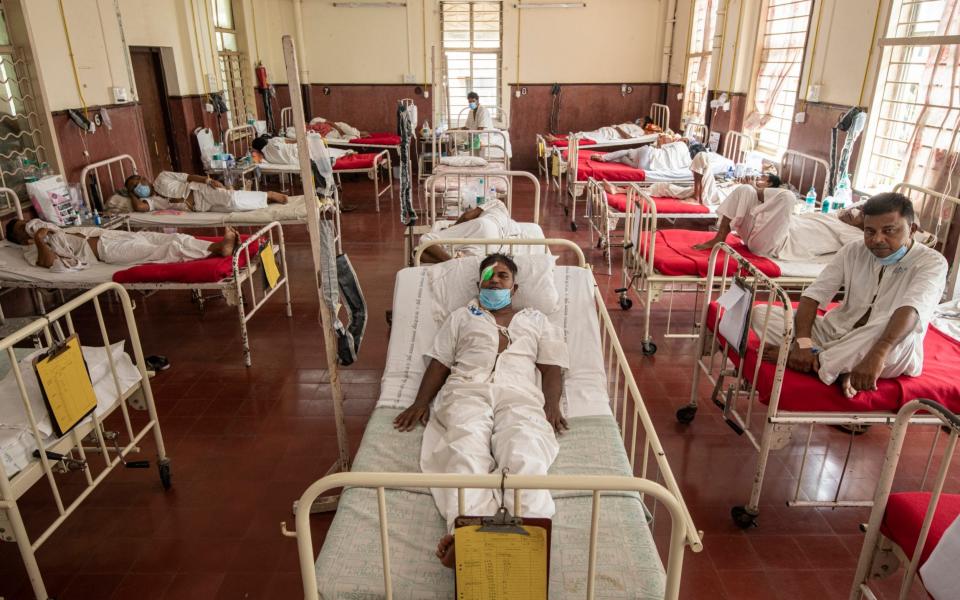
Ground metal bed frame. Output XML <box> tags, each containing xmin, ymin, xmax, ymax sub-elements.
<box><xmin>721</xmin><ymin>130</ymin><xmax>754</xmax><ymax>165</ymax></box>
<box><xmin>851</xmin><ymin>399</ymin><xmax>960</xmax><ymax>600</ymax></box>
<box><xmin>0</xmin><ymin>199</ymin><xmax>291</xmax><ymax>367</ymax></box>
<box><xmin>683</xmin><ymin>121</ymin><xmax>709</xmax><ymax>145</ymax></box>
<box><xmin>280</xmin><ymin>104</ymin><xmax>412</xmax><ymax>153</ymax></box>
<box><xmin>681</xmin><ymin>242</ymin><xmax>954</xmax><ymax>529</ymax></box>
<box><xmin>282</xmin><ymin>237</ymin><xmax>703</xmax><ymax>600</ymax></box>
<box><xmin>0</xmin><ymin>282</ymin><xmax>170</xmax><ymax>600</ymax></box>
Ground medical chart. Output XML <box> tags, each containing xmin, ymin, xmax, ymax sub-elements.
<box><xmin>260</xmin><ymin>243</ymin><xmax>281</xmax><ymax>289</ymax></box>
<box><xmin>33</xmin><ymin>335</ymin><xmax>98</xmax><ymax>437</ymax></box>
<box><xmin>455</xmin><ymin>524</ymin><xmax>548</xmax><ymax>599</ymax></box>
<box><xmin>717</xmin><ymin>280</ymin><xmax>752</xmax><ymax>355</ymax></box>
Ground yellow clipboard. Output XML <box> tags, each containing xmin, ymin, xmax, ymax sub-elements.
<box><xmin>454</xmin><ymin>522</ymin><xmax>549</xmax><ymax>599</ymax></box>
<box><xmin>260</xmin><ymin>243</ymin><xmax>281</xmax><ymax>289</ymax></box>
<box><xmin>33</xmin><ymin>335</ymin><xmax>98</xmax><ymax>437</ymax></box>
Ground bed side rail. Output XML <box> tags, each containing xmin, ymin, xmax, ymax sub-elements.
<box><xmin>852</xmin><ymin>399</ymin><xmax>960</xmax><ymax>599</ymax></box>
<box><xmin>0</xmin><ymin>186</ymin><xmax>22</xmax><ymax>226</ymax></box>
<box><xmin>414</xmin><ymin>238</ymin><xmax>585</xmax><ymax>267</ymax></box>
<box><xmin>781</xmin><ymin>150</ymin><xmax>829</xmax><ymax>194</ymax></box>
<box><xmin>224</xmin><ymin>124</ymin><xmax>256</xmax><ymax>158</ymax></box>
<box><xmin>650</xmin><ymin>103</ymin><xmax>670</xmax><ymax>131</ymax></box>
<box><xmin>280</xmin><ymin>106</ymin><xmax>292</xmax><ymax>132</ymax></box>
<box><xmin>0</xmin><ymin>281</ymin><xmax>167</xmax><ymax>600</ymax></box>
<box><xmin>424</xmin><ymin>170</ymin><xmax>540</xmax><ymax>225</ymax></box>
<box><xmin>79</xmin><ymin>154</ymin><xmax>139</xmax><ymax>212</ymax></box>
<box><xmin>285</xmin><ymin>472</ymin><xmax>690</xmax><ymax>600</ymax></box>
<box><xmin>721</xmin><ymin>131</ymin><xmax>754</xmax><ymax>164</ymax></box>
<box><xmin>623</xmin><ymin>187</ymin><xmax>660</xmax><ymax>276</ymax></box>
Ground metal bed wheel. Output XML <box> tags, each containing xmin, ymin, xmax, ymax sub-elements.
<box><xmin>676</xmin><ymin>405</ymin><xmax>697</xmax><ymax>424</ymax></box>
<box><xmin>641</xmin><ymin>341</ymin><xmax>657</xmax><ymax>355</ymax></box>
<box><xmin>618</xmin><ymin>295</ymin><xmax>633</xmax><ymax>310</ymax></box>
<box><xmin>569</xmin><ymin>221</ymin><xmax>577</xmax><ymax>232</ymax></box>
<box><xmin>731</xmin><ymin>505</ymin><xmax>758</xmax><ymax>529</ymax></box>
<box><xmin>158</xmin><ymin>458</ymin><xmax>172</xmax><ymax>490</ymax></box>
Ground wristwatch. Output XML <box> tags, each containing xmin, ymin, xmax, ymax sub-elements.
<box><xmin>795</xmin><ymin>337</ymin><xmax>813</xmax><ymax>350</ymax></box>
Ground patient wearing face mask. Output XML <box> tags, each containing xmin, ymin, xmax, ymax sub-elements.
<box><xmin>110</xmin><ymin>172</ymin><xmax>287</xmax><ymax>214</ymax></box>
<box><xmin>461</xmin><ymin>91</ymin><xmax>493</xmax><ymax>130</ymax></box>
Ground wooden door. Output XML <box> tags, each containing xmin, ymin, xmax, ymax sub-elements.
<box><xmin>131</xmin><ymin>47</ymin><xmax>176</xmax><ymax>175</ymax></box>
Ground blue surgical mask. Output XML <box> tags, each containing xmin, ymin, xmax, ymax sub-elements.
<box><xmin>877</xmin><ymin>244</ymin><xmax>909</xmax><ymax>266</ymax></box>
<box><xmin>469</xmin><ymin>101</ymin><xmax>478</xmax><ymax>110</ymax></box>
<box><xmin>133</xmin><ymin>184</ymin><xmax>151</xmax><ymax>198</ymax></box>
<box><xmin>478</xmin><ymin>288</ymin><xmax>511</xmax><ymax>310</ymax></box>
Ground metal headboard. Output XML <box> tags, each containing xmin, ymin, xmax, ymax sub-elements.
<box><xmin>455</xmin><ymin>106</ymin><xmax>510</xmax><ymax>130</ymax></box>
<box><xmin>0</xmin><ymin>187</ymin><xmax>22</xmax><ymax>239</ymax></box>
<box><xmin>650</xmin><ymin>103</ymin><xmax>670</xmax><ymax>131</ymax></box>
<box><xmin>721</xmin><ymin>131</ymin><xmax>754</xmax><ymax>164</ymax></box>
<box><xmin>280</xmin><ymin>107</ymin><xmax>292</xmax><ymax>133</ymax></box>
<box><xmin>79</xmin><ymin>154</ymin><xmax>139</xmax><ymax>212</ymax></box>
<box><xmin>684</xmin><ymin>122</ymin><xmax>709</xmax><ymax>145</ymax></box>
<box><xmin>780</xmin><ymin>150</ymin><xmax>830</xmax><ymax>194</ymax></box>
<box><xmin>893</xmin><ymin>182</ymin><xmax>960</xmax><ymax>298</ymax></box>
<box><xmin>223</xmin><ymin>124</ymin><xmax>256</xmax><ymax>158</ymax></box>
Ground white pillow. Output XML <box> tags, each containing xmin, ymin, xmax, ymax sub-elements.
<box><xmin>440</xmin><ymin>156</ymin><xmax>488</xmax><ymax>168</ymax></box>
<box><xmin>427</xmin><ymin>254</ymin><xmax>560</xmax><ymax>322</ymax></box>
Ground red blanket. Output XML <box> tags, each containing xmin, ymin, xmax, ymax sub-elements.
<box><xmin>112</xmin><ymin>235</ymin><xmax>256</xmax><ymax>284</ymax></box>
<box><xmin>606</xmin><ymin>193</ymin><xmax>710</xmax><ymax>215</ymax></box>
<box><xmin>576</xmin><ymin>154</ymin><xmax>646</xmax><ymax>182</ymax></box>
<box><xmin>639</xmin><ymin>229</ymin><xmax>781</xmax><ymax>277</ymax></box>
<box><xmin>881</xmin><ymin>492</ymin><xmax>960</xmax><ymax>566</ymax></box>
<box><xmin>334</xmin><ymin>152</ymin><xmax>378</xmax><ymax>170</ymax></box>
<box><xmin>705</xmin><ymin>303</ymin><xmax>960</xmax><ymax>413</ymax></box>
<box><xmin>348</xmin><ymin>134</ymin><xmax>401</xmax><ymax>146</ymax></box>
<box><xmin>546</xmin><ymin>134</ymin><xmax>597</xmax><ymax>148</ymax></box>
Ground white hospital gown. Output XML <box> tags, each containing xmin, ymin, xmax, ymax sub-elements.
<box><xmin>153</xmin><ymin>171</ymin><xmax>268</xmax><ymax>213</ymax></box>
<box><xmin>23</xmin><ymin>227</ymin><xmax>211</xmax><ymax>271</ymax></box>
<box><xmin>753</xmin><ymin>241</ymin><xmax>947</xmax><ymax>385</ymax></box>
<box><xmin>420</xmin><ymin>302</ymin><xmax>569</xmax><ymax>532</ymax></box>
<box><xmin>419</xmin><ymin>199</ymin><xmax>524</xmax><ymax>258</ymax></box>
<box><xmin>717</xmin><ymin>184</ymin><xmax>863</xmax><ymax>261</ymax></box>
<box><xmin>465</xmin><ymin>106</ymin><xmax>493</xmax><ymax>129</ymax></box>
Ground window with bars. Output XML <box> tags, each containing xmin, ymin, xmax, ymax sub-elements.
<box><xmin>858</xmin><ymin>0</ymin><xmax>960</xmax><ymax>193</ymax></box>
<box><xmin>440</xmin><ymin>1</ymin><xmax>502</xmax><ymax>127</ymax></box>
<box><xmin>747</xmin><ymin>0</ymin><xmax>813</xmax><ymax>155</ymax></box>
<box><xmin>682</xmin><ymin>0</ymin><xmax>720</xmax><ymax>125</ymax></box>
<box><xmin>0</xmin><ymin>2</ymin><xmax>49</xmax><ymax>211</ymax></box>
<box><xmin>212</xmin><ymin>0</ymin><xmax>253</xmax><ymax>127</ymax></box>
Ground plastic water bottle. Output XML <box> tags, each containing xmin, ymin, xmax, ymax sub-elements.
<box><xmin>93</xmin><ymin>209</ymin><xmax>102</xmax><ymax>227</ymax></box>
<box><xmin>834</xmin><ymin>174</ymin><xmax>852</xmax><ymax>211</ymax></box>
<box><xmin>821</xmin><ymin>196</ymin><xmax>833</xmax><ymax>214</ymax></box>
<box><xmin>805</xmin><ymin>186</ymin><xmax>817</xmax><ymax>213</ymax></box>
<box><xmin>726</xmin><ymin>165</ymin><xmax>735</xmax><ymax>180</ymax></box>
<box><xmin>476</xmin><ymin>178</ymin><xmax>485</xmax><ymax>205</ymax></box>
<box><xmin>487</xmin><ymin>186</ymin><xmax>497</xmax><ymax>204</ymax></box>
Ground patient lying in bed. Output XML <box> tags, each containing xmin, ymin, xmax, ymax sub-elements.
<box><xmin>393</xmin><ymin>254</ymin><xmax>568</xmax><ymax>566</ymax></box>
<box><xmin>543</xmin><ymin>117</ymin><xmax>662</xmax><ymax>144</ymax></box>
<box><xmin>5</xmin><ymin>218</ymin><xmax>239</xmax><ymax>273</ymax></box>
<box><xmin>110</xmin><ymin>172</ymin><xmax>287</xmax><ymax>214</ymax></box>
<box><xmin>419</xmin><ymin>198</ymin><xmax>528</xmax><ymax>263</ymax></box>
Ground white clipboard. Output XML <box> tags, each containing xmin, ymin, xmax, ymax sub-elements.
<box><xmin>717</xmin><ymin>278</ymin><xmax>753</xmax><ymax>355</ymax></box>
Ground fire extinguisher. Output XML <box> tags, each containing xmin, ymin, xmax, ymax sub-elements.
<box><xmin>255</xmin><ymin>62</ymin><xmax>269</xmax><ymax>90</ymax></box>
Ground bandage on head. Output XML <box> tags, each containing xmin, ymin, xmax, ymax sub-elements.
<box><xmin>481</xmin><ymin>265</ymin><xmax>494</xmax><ymax>282</ymax></box>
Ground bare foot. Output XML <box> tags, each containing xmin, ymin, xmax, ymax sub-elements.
<box><xmin>590</xmin><ymin>154</ymin><xmax>603</xmax><ymax>162</ymax></box>
<box><xmin>692</xmin><ymin>239</ymin><xmax>719</xmax><ymax>251</ymax></box>
<box><xmin>436</xmin><ymin>534</ymin><xmax>456</xmax><ymax>568</ymax></box>
<box><xmin>267</xmin><ymin>191</ymin><xmax>288</xmax><ymax>204</ymax></box>
<box><xmin>760</xmin><ymin>344</ymin><xmax>780</xmax><ymax>363</ymax></box>
<box><xmin>221</xmin><ymin>227</ymin><xmax>239</xmax><ymax>256</ymax></box>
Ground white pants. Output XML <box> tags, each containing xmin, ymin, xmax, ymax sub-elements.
<box><xmin>646</xmin><ymin>152</ymin><xmax>723</xmax><ymax>205</ymax></box>
<box><xmin>751</xmin><ymin>304</ymin><xmax>922</xmax><ymax>385</ymax></box>
<box><xmin>192</xmin><ymin>186</ymin><xmax>268</xmax><ymax>213</ymax></box>
<box><xmin>420</xmin><ymin>218</ymin><xmax>504</xmax><ymax>258</ymax></box>
<box><xmin>96</xmin><ymin>230</ymin><xmax>212</xmax><ymax>265</ymax></box>
<box><xmin>420</xmin><ymin>383</ymin><xmax>559</xmax><ymax>533</ymax></box>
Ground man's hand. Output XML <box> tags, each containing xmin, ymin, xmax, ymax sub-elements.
<box><xmin>544</xmin><ymin>403</ymin><xmax>568</xmax><ymax>435</ymax></box>
<box><xmin>33</xmin><ymin>228</ymin><xmax>50</xmax><ymax>242</ymax></box>
<box><xmin>208</xmin><ymin>178</ymin><xmax>225</xmax><ymax>189</ymax></box>
<box><xmin>847</xmin><ymin>347</ymin><xmax>887</xmax><ymax>394</ymax></box>
<box><xmin>454</xmin><ymin>206</ymin><xmax>483</xmax><ymax>225</ymax></box>
<box><xmin>786</xmin><ymin>344</ymin><xmax>819</xmax><ymax>373</ymax></box>
<box><xmin>393</xmin><ymin>402</ymin><xmax>430</xmax><ymax>431</ymax></box>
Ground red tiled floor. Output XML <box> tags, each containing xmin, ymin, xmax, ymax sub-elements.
<box><xmin>0</xmin><ymin>177</ymin><xmax>950</xmax><ymax>599</ymax></box>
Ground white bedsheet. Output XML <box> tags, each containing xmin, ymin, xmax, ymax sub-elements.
<box><xmin>0</xmin><ymin>241</ymin><xmax>125</xmax><ymax>284</ymax></box>
<box><xmin>1</xmin><ymin>343</ymin><xmax>141</xmax><ymax>476</ymax></box>
<box><xmin>770</xmin><ymin>259</ymin><xmax>827</xmax><ymax>279</ymax></box>
<box><xmin>125</xmin><ymin>195</ymin><xmax>310</xmax><ymax>227</ymax></box>
<box><xmin>429</xmin><ymin>220</ymin><xmax>545</xmax><ymax>251</ymax></box>
<box><xmin>379</xmin><ymin>266</ymin><xmax>610</xmax><ymax>418</ymax></box>
<box><xmin>643</xmin><ymin>155</ymin><xmax>734</xmax><ymax>183</ymax></box>
<box><xmin>257</xmin><ymin>161</ymin><xmax>301</xmax><ymax>174</ymax></box>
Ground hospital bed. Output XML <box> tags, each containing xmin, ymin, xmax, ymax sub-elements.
<box><xmin>539</xmin><ymin>102</ymin><xmax>670</xmax><ymax>187</ymax></box>
<box><xmin>1</xmin><ymin>282</ymin><xmax>169</xmax><ymax>600</ymax></box>
<box><xmin>282</xmin><ymin>238</ymin><xmax>702</xmax><ymax>599</ymax></box>
<box><xmin>683</xmin><ymin>121</ymin><xmax>709</xmax><ymax>145</ymax></box>
<box><xmin>280</xmin><ymin>105</ymin><xmax>411</xmax><ymax>154</ymax></box>
<box><xmin>0</xmin><ymin>200</ymin><xmax>291</xmax><ymax>367</ymax></box>
<box><xmin>405</xmin><ymin>170</ymin><xmax>544</xmax><ymax>265</ymax></box>
<box><xmin>851</xmin><ymin>399</ymin><xmax>960</xmax><ymax>600</ymax></box>
<box><xmin>80</xmin><ymin>154</ymin><xmax>341</xmax><ymax>248</ymax></box>
<box><xmin>435</xmin><ymin>128</ymin><xmax>512</xmax><ymax>170</ymax></box>
<box><xmin>681</xmin><ymin>240</ymin><xmax>960</xmax><ymax>529</ymax></box>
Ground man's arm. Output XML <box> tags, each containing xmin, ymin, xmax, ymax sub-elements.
<box><xmin>32</xmin><ymin>229</ymin><xmax>57</xmax><ymax>269</ymax></box>
<box><xmin>130</xmin><ymin>196</ymin><xmax>151</xmax><ymax>212</ymax></box>
<box><xmin>538</xmin><ymin>363</ymin><xmax>567</xmax><ymax>434</ymax></box>
<box><xmin>454</xmin><ymin>206</ymin><xmax>483</xmax><ymax>225</ymax></box>
<box><xmin>393</xmin><ymin>359</ymin><xmax>451</xmax><ymax>431</ymax></box>
<box><xmin>847</xmin><ymin>306</ymin><xmax>919</xmax><ymax>394</ymax></box>
<box><xmin>786</xmin><ymin>296</ymin><xmax>821</xmax><ymax>373</ymax></box>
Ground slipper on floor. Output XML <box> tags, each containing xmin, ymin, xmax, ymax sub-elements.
<box><xmin>145</xmin><ymin>355</ymin><xmax>171</xmax><ymax>372</ymax></box>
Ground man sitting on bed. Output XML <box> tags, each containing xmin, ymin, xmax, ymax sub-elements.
<box><xmin>749</xmin><ymin>192</ymin><xmax>947</xmax><ymax>398</ymax></box>
<box><xmin>418</xmin><ymin>197</ymin><xmax>527</xmax><ymax>264</ymax></box>
<box><xmin>113</xmin><ymin>172</ymin><xmax>288</xmax><ymax>214</ymax></box>
<box><xmin>692</xmin><ymin>174</ymin><xmax>866</xmax><ymax>262</ymax></box>
<box><xmin>5</xmin><ymin>218</ymin><xmax>240</xmax><ymax>273</ymax></box>
<box><xmin>393</xmin><ymin>253</ymin><xmax>568</xmax><ymax>567</ymax></box>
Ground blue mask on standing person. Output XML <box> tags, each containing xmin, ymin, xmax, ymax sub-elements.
<box><xmin>469</xmin><ymin>101</ymin><xmax>478</xmax><ymax>110</ymax></box>
<box><xmin>478</xmin><ymin>288</ymin><xmax>511</xmax><ymax>310</ymax></box>
<box><xmin>877</xmin><ymin>244</ymin><xmax>909</xmax><ymax>266</ymax></box>
<box><xmin>133</xmin><ymin>184</ymin><xmax>151</xmax><ymax>198</ymax></box>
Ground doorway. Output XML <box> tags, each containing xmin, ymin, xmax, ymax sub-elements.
<box><xmin>131</xmin><ymin>47</ymin><xmax>177</xmax><ymax>175</ymax></box>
